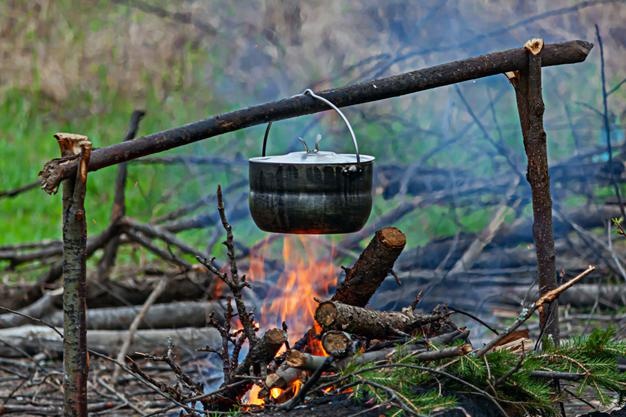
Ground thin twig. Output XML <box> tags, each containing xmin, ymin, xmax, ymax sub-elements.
<box><xmin>475</xmin><ymin>265</ymin><xmax>596</xmax><ymax>357</ymax></box>
<box><xmin>112</xmin><ymin>275</ymin><xmax>168</xmax><ymax>379</ymax></box>
<box><xmin>595</xmin><ymin>24</ymin><xmax>625</xmax><ymax>219</ymax></box>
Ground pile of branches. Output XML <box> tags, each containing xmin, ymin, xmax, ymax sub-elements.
<box><xmin>0</xmin><ymin>188</ymin><xmax>624</xmax><ymax>417</ymax></box>
<box><xmin>184</xmin><ymin>195</ymin><xmax>622</xmax><ymax>417</ymax></box>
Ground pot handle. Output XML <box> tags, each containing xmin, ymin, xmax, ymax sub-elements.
<box><xmin>261</xmin><ymin>89</ymin><xmax>361</xmax><ymax>165</ymax></box>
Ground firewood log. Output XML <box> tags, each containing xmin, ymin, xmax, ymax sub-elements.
<box><xmin>321</xmin><ymin>331</ymin><xmax>352</xmax><ymax>357</ymax></box>
<box><xmin>315</xmin><ymin>301</ymin><xmax>449</xmax><ymax>339</ymax></box>
<box><xmin>0</xmin><ymin>325</ymin><xmax>221</xmax><ymax>358</ymax></box>
<box><xmin>332</xmin><ymin>227</ymin><xmax>406</xmax><ymax>307</ymax></box>
<box><xmin>47</xmin><ymin>301</ymin><xmax>225</xmax><ymax>330</ymax></box>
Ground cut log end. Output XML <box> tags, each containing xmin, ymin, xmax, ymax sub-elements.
<box><xmin>524</xmin><ymin>38</ymin><xmax>544</xmax><ymax>55</ymax></box>
<box><xmin>314</xmin><ymin>301</ymin><xmax>337</xmax><ymax>329</ymax></box>
<box><xmin>264</xmin><ymin>328</ymin><xmax>288</xmax><ymax>347</ymax></box>
<box><xmin>285</xmin><ymin>350</ymin><xmax>307</xmax><ymax>368</ymax></box>
<box><xmin>377</xmin><ymin>227</ymin><xmax>406</xmax><ymax>248</ymax></box>
<box><xmin>322</xmin><ymin>330</ymin><xmax>352</xmax><ymax>357</ymax></box>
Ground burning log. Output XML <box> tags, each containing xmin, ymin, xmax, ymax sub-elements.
<box><xmin>236</xmin><ymin>328</ymin><xmax>287</xmax><ymax>376</ymax></box>
<box><xmin>315</xmin><ymin>301</ymin><xmax>450</xmax><ymax>339</ymax></box>
<box><xmin>284</xmin><ymin>339</ymin><xmax>473</xmax><ymax>372</ymax></box>
<box><xmin>241</xmin><ymin>329</ymin><xmax>472</xmax><ymax>400</ymax></box>
<box><xmin>285</xmin><ymin>350</ymin><xmax>327</xmax><ymax>371</ymax></box>
<box><xmin>263</xmin><ymin>363</ymin><xmax>303</xmax><ymax>393</ymax></box>
<box><xmin>333</xmin><ymin>227</ymin><xmax>406</xmax><ymax>307</ymax></box>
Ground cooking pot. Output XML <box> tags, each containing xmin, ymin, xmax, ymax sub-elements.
<box><xmin>249</xmin><ymin>89</ymin><xmax>374</xmax><ymax>234</ymax></box>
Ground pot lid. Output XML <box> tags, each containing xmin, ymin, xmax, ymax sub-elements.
<box><xmin>249</xmin><ymin>151</ymin><xmax>375</xmax><ymax>165</ymax></box>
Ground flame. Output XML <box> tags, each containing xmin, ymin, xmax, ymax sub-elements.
<box><xmin>291</xmin><ymin>379</ymin><xmax>303</xmax><ymax>396</ymax></box>
<box><xmin>241</xmin><ymin>236</ymin><xmax>336</xmax><ymax>407</ymax></box>
<box><xmin>242</xmin><ymin>384</ymin><xmax>264</xmax><ymax>407</ymax></box>
<box><xmin>269</xmin><ymin>387</ymin><xmax>282</xmax><ymax>400</ymax></box>
<box><xmin>248</xmin><ymin>235</ymin><xmax>336</xmax><ymax>343</ymax></box>
<box><xmin>308</xmin><ymin>322</ymin><xmax>329</xmax><ymax>356</ymax></box>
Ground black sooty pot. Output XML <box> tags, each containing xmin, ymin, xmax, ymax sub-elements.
<box><xmin>248</xmin><ymin>88</ymin><xmax>375</xmax><ymax>234</ymax></box>
<box><xmin>249</xmin><ymin>151</ymin><xmax>374</xmax><ymax>234</ymax></box>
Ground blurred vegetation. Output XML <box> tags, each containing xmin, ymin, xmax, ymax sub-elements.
<box><xmin>0</xmin><ymin>0</ymin><xmax>624</xmax><ymax>258</ymax></box>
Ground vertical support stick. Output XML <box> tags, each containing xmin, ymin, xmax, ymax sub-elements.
<box><xmin>57</xmin><ymin>133</ymin><xmax>92</xmax><ymax>417</ymax></box>
<box><xmin>510</xmin><ymin>39</ymin><xmax>559</xmax><ymax>344</ymax></box>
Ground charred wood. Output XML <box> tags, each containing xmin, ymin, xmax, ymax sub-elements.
<box><xmin>235</xmin><ymin>328</ymin><xmax>287</xmax><ymax>376</ymax></box>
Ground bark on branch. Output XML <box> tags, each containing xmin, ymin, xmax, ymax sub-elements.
<box><xmin>315</xmin><ymin>301</ymin><xmax>450</xmax><ymax>339</ymax></box>
<box><xmin>39</xmin><ymin>40</ymin><xmax>592</xmax><ymax>193</ymax></box>
<box><xmin>56</xmin><ymin>132</ymin><xmax>92</xmax><ymax>417</ymax></box>
<box><xmin>511</xmin><ymin>38</ymin><xmax>559</xmax><ymax>344</ymax></box>
<box><xmin>332</xmin><ymin>227</ymin><xmax>406</xmax><ymax>307</ymax></box>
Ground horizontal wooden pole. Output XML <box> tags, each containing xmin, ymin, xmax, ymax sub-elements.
<box><xmin>39</xmin><ymin>40</ymin><xmax>592</xmax><ymax>193</ymax></box>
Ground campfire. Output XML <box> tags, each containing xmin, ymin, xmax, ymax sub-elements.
<box><xmin>0</xmin><ymin>27</ymin><xmax>624</xmax><ymax>417</ymax></box>
<box><xmin>242</xmin><ymin>235</ymin><xmax>336</xmax><ymax>406</ymax></box>
<box><xmin>182</xmin><ymin>191</ymin><xmax>619</xmax><ymax>415</ymax></box>
<box><xmin>249</xmin><ymin>235</ymin><xmax>337</xmax><ymax>343</ymax></box>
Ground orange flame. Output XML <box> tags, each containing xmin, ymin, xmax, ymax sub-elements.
<box><xmin>242</xmin><ymin>236</ymin><xmax>336</xmax><ymax>406</ymax></box>
<box><xmin>242</xmin><ymin>384</ymin><xmax>264</xmax><ymax>407</ymax></box>
<box><xmin>248</xmin><ymin>236</ymin><xmax>336</xmax><ymax>343</ymax></box>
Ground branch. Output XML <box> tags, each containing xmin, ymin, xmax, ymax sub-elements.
<box><xmin>97</xmin><ymin>110</ymin><xmax>146</xmax><ymax>281</ymax></box>
<box><xmin>112</xmin><ymin>275</ymin><xmax>167</xmax><ymax>379</ymax></box>
<box><xmin>475</xmin><ymin>265</ymin><xmax>596</xmax><ymax>357</ymax></box>
<box><xmin>56</xmin><ymin>132</ymin><xmax>92</xmax><ymax>417</ymax></box>
<box><xmin>39</xmin><ymin>40</ymin><xmax>593</xmax><ymax>193</ymax></box>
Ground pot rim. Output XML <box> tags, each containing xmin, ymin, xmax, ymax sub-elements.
<box><xmin>249</xmin><ymin>151</ymin><xmax>375</xmax><ymax>165</ymax></box>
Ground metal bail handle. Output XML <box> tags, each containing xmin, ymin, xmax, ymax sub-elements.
<box><xmin>261</xmin><ymin>89</ymin><xmax>362</xmax><ymax>165</ymax></box>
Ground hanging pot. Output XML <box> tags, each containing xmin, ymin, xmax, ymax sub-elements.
<box><xmin>249</xmin><ymin>89</ymin><xmax>375</xmax><ymax>234</ymax></box>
